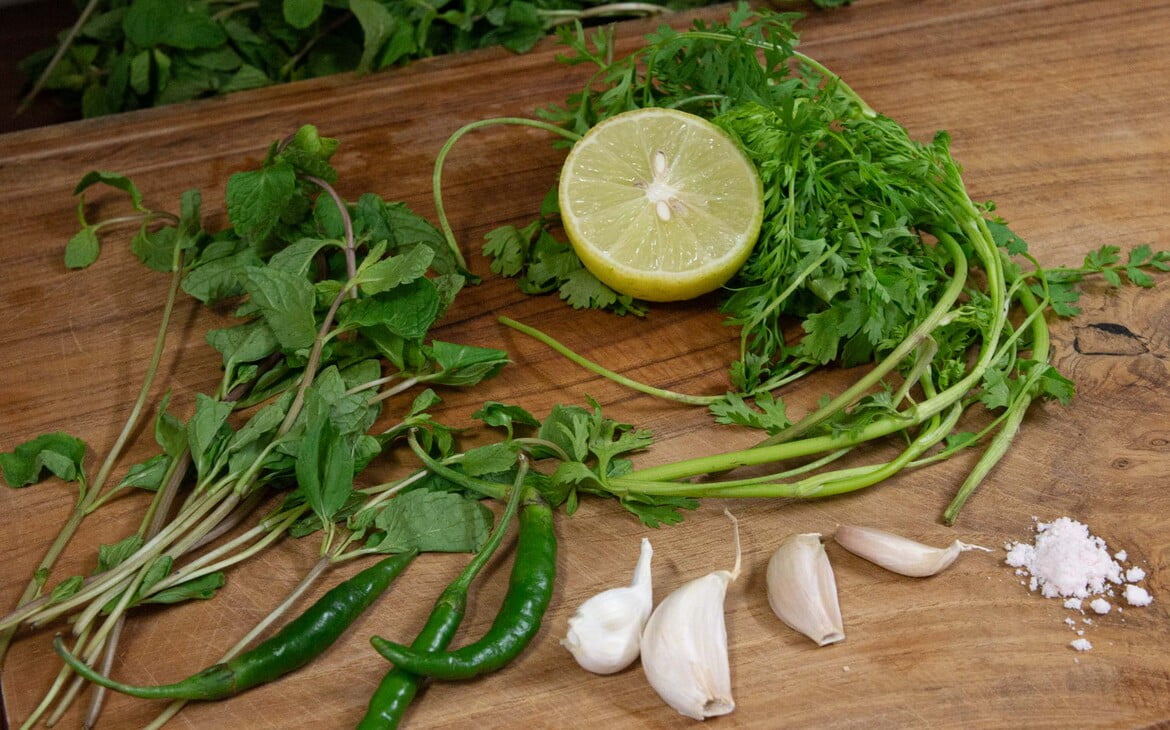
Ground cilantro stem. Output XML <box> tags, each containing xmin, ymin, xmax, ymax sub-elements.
<box><xmin>943</xmin><ymin>255</ymin><xmax>1050</xmax><ymax>524</ymax></box>
<box><xmin>499</xmin><ymin>315</ymin><xmax>722</xmax><ymax>405</ymax></box>
<box><xmin>433</xmin><ymin>118</ymin><xmax>581</xmax><ymax>271</ymax></box>
<box><xmin>617</xmin><ymin>405</ymin><xmax>960</xmax><ymax>498</ymax></box>
<box><xmin>759</xmin><ymin>231</ymin><xmax>967</xmax><ymax>445</ymax></box>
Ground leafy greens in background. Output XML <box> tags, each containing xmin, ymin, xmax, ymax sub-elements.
<box><xmin>19</xmin><ymin>0</ymin><xmax>816</xmax><ymax>119</ymax></box>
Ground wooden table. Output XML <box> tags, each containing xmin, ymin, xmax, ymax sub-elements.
<box><xmin>2</xmin><ymin>0</ymin><xmax>1168</xmax><ymax>727</ymax></box>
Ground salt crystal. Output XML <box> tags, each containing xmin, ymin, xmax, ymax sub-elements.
<box><xmin>1063</xmin><ymin>617</ymin><xmax>1076</xmax><ymax>627</ymax></box>
<box><xmin>1115</xmin><ymin>550</ymin><xmax>1128</xmax><ymax>562</ymax></box>
<box><xmin>1076</xmin><ymin>629</ymin><xmax>1084</xmax><ymax>636</ymax></box>
<box><xmin>1089</xmin><ymin>598</ymin><xmax>1111</xmax><ymax>615</ymax></box>
<box><xmin>1124</xmin><ymin>584</ymin><xmax>1153</xmax><ymax>607</ymax></box>
<box><xmin>1126</xmin><ymin>566</ymin><xmax>1146</xmax><ymax>583</ymax></box>
<box><xmin>1083</xmin><ymin>618</ymin><xmax>1093</xmax><ymax>625</ymax></box>
<box><xmin>1070</xmin><ymin>638</ymin><xmax>1092</xmax><ymax>652</ymax></box>
<box><xmin>1004</xmin><ymin>517</ymin><xmax>1122</xmax><ymax>598</ymax></box>
<box><xmin>1063</xmin><ymin>598</ymin><xmax>1083</xmax><ymax>611</ymax></box>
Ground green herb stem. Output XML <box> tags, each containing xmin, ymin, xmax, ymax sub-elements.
<box><xmin>943</xmin><ymin>256</ymin><xmax>1050</xmax><ymax>524</ymax></box>
<box><xmin>278</xmin><ymin>281</ymin><xmax>353</xmax><ymax>437</ymax></box>
<box><xmin>406</xmin><ymin>431</ymin><xmax>507</xmax><ymax>501</ymax></box>
<box><xmin>500</xmin><ymin>315</ymin><xmax>721</xmax><ymax>405</ymax></box>
<box><xmin>617</xmin><ymin>404</ymin><xmax>959</xmax><ymax>498</ymax></box>
<box><xmin>16</xmin><ymin>626</ymin><xmax>92</xmax><ymax>730</ymax></box>
<box><xmin>433</xmin><ymin>118</ymin><xmax>582</xmax><ymax>270</ymax></box>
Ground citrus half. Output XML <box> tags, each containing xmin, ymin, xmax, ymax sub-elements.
<box><xmin>558</xmin><ymin>107</ymin><xmax>764</xmax><ymax>302</ymax></box>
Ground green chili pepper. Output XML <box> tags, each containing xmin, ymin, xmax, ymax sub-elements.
<box><xmin>370</xmin><ymin>497</ymin><xmax>555</xmax><ymax>681</ymax></box>
<box><xmin>54</xmin><ymin>549</ymin><xmax>418</xmax><ymax>700</ymax></box>
<box><xmin>357</xmin><ymin>458</ymin><xmax>529</xmax><ymax>729</ymax></box>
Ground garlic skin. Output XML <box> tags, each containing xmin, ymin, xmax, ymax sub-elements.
<box><xmin>562</xmin><ymin>537</ymin><xmax>653</xmax><ymax>674</ymax></box>
<box><xmin>766</xmin><ymin>533</ymin><xmax>844</xmax><ymax>647</ymax></box>
<box><xmin>833</xmin><ymin>525</ymin><xmax>989</xmax><ymax>578</ymax></box>
<box><xmin>640</xmin><ymin>511</ymin><xmax>741</xmax><ymax>720</ymax></box>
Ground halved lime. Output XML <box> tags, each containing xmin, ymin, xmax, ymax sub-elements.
<box><xmin>558</xmin><ymin>107</ymin><xmax>764</xmax><ymax>302</ymax></box>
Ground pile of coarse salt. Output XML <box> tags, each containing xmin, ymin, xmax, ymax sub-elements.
<box><xmin>1004</xmin><ymin>516</ymin><xmax>1153</xmax><ymax>653</ymax></box>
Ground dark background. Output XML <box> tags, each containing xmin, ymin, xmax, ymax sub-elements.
<box><xmin>0</xmin><ymin>0</ymin><xmax>81</xmax><ymax>133</ymax></box>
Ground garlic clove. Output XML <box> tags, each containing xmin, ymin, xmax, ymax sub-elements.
<box><xmin>563</xmin><ymin>537</ymin><xmax>653</xmax><ymax>674</ymax></box>
<box><xmin>640</xmin><ymin>511</ymin><xmax>741</xmax><ymax>720</ymax></box>
<box><xmin>766</xmin><ymin>533</ymin><xmax>844</xmax><ymax>647</ymax></box>
<box><xmin>833</xmin><ymin>525</ymin><xmax>990</xmax><ymax>578</ymax></box>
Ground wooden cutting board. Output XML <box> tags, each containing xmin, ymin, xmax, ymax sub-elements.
<box><xmin>2</xmin><ymin>0</ymin><xmax>1168</xmax><ymax>727</ymax></box>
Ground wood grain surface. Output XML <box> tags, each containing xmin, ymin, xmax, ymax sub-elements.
<box><xmin>2</xmin><ymin>0</ymin><xmax>1169</xmax><ymax>727</ymax></box>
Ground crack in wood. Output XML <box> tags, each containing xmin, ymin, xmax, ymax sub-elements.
<box><xmin>1073</xmin><ymin>321</ymin><xmax>1149</xmax><ymax>356</ymax></box>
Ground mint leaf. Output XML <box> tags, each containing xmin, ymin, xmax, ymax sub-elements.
<box><xmin>182</xmin><ymin>248</ymin><xmax>263</xmax><ymax>303</ymax></box>
<box><xmin>244</xmin><ymin>266</ymin><xmax>319</xmax><ymax>352</ymax></box>
<box><xmin>350</xmin><ymin>0</ymin><xmax>394</xmax><ymax>74</ymax></box>
<box><xmin>74</xmin><ymin>171</ymin><xmax>145</xmax><ymax>212</ymax></box>
<box><xmin>283</xmin><ymin>0</ymin><xmax>323</xmax><ymax>29</ymax></box>
<box><xmin>131</xmin><ymin>224</ymin><xmax>179</xmax><ymax>272</ymax></box>
<box><xmin>425</xmin><ymin>341</ymin><xmax>508</xmax><ymax>386</ymax></box>
<box><xmin>154</xmin><ymin>392</ymin><xmax>186</xmax><ymax>458</ymax></box>
<box><xmin>0</xmin><ymin>433</ymin><xmax>87</xmax><ymax>487</ymax></box>
<box><xmin>187</xmin><ymin>394</ymin><xmax>233</xmax><ymax>478</ymax></box>
<box><xmin>226</xmin><ymin>160</ymin><xmax>296</xmax><ymax>243</ymax></box>
<box><xmin>206</xmin><ymin>319</ymin><xmax>280</xmax><ymax>371</ymax></box>
<box><xmin>295</xmin><ymin>409</ymin><xmax>355</xmax><ymax>524</ymax></box>
<box><xmin>123</xmin><ymin>0</ymin><xmax>225</xmax><ymax>49</ymax></box>
<box><xmin>357</xmin><ymin>245</ymin><xmax>434</xmax><ymax>294</ymax></box>
<box><xmin>472</xmin><ymin>402</ymin><xmax>540</xmax><ymax>438</ymax></box>
<box><xmin>460</xmin><ymin>442</ymin><xmax>518</xmax><ymax>477</ymax></box>
<box><xmin>64</xmin><ymin>227</ymin><xmax>100</xmax><ymax>269</ymax></box>
<box><xmin>49</xmin><ymin>576</ymin><xmax>85</xmax><ymax>605</ymax></box>
<box><xmin>142</xmin><ymin>572</ymin><xmax>225</xmax><ymax>604</ymax></box>
<box><xmin>342</xmin><ymin>278</ymin><xmax>439</xmax><ymax>341</ymax></box>
<box><xmin>115</xmin><ymin>454</ymin><xmax>171</xmax><ymax>491</ymax></box>
<box><xmin>97</xmin><ymin>535</ymin><xmax>144</xmax><ymax>573</ymax></box>
<box><xmin>366</xmin><ymin>489</ymin><xmax>492</xmax><ymax>554</ymax></box>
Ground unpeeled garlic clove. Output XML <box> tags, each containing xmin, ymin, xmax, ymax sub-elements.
<box><xmin>562</xmin><ymin>537</ymin><xmax>653</xmax><ymax>674</ymax></box>
<box><xmin>640</xmin><ymin>511</ymin><xmax>741</xmax><ymax>720</ymax></box>
<box><xmin>833</xmin><ymin>525</ymin><xmax>990</xmax><ymax>578</ymax></box>
<box><xmin>766</xmin><ymin>533</ymin><xmax>844</xmax><ymax>647</ymax></box>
